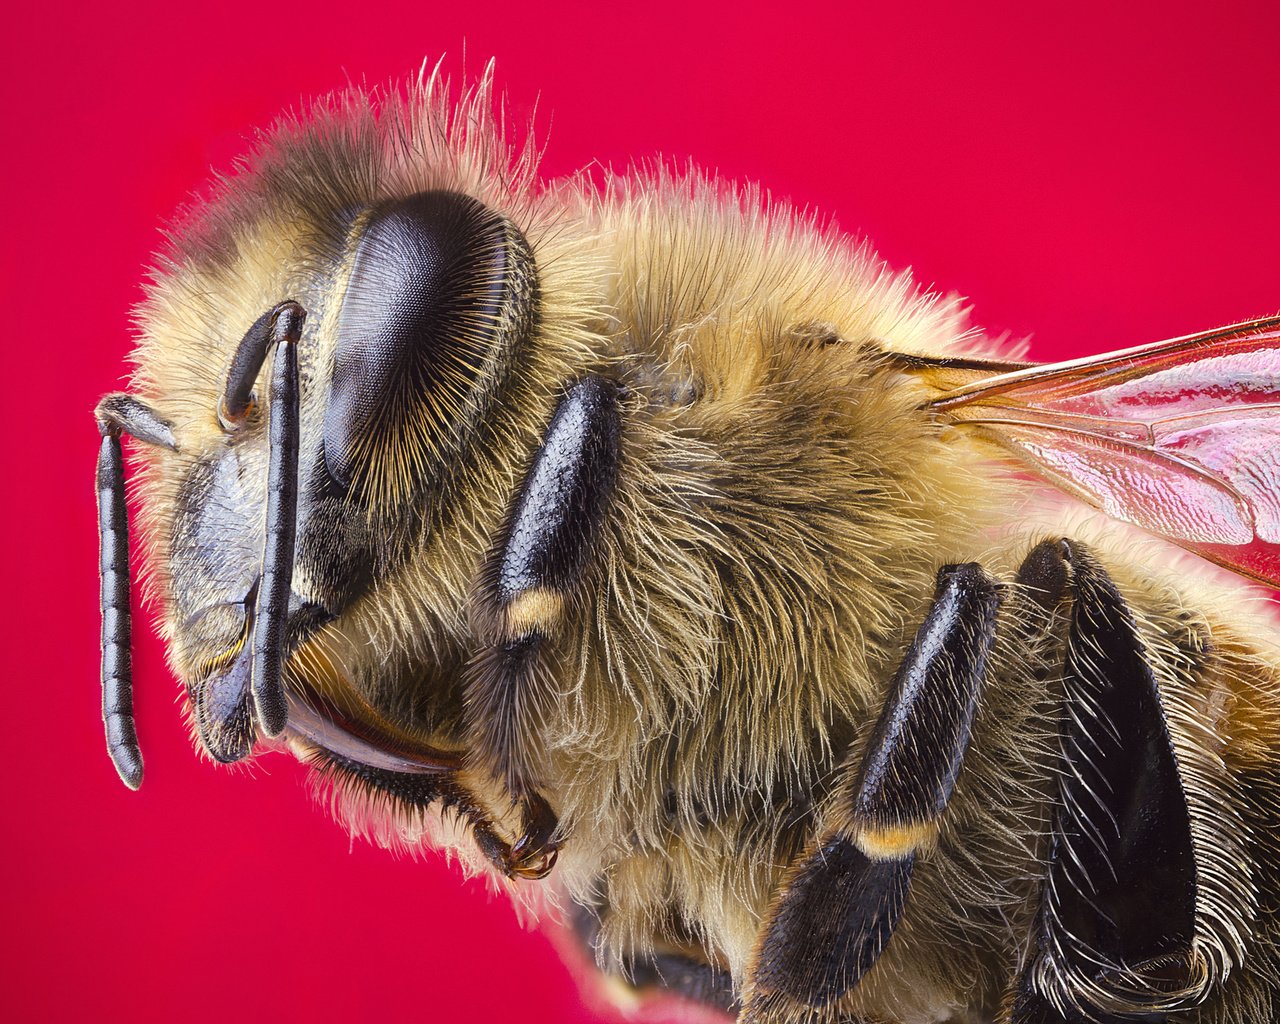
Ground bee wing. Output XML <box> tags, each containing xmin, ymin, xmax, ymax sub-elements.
<box><xmin>926</xmin><ymin>316</ymin><xmax>1280</xmax><ymax>588</ymax></box>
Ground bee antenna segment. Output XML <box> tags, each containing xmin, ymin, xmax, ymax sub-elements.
<box><xmin>96</xmin><ymin>427</ymin><xmax>143</xmax><ymax>789</ymax></box>
<box><xmin>220</xmin><ymin>301</ymin><xmax>306</xmax><ymax>428</ymax></box>
<box><xmin>93</xmin><ymin>393</ymin><xmax>177</xmax><ymax>790</ymax></box>
<box><xmin>250</xmin><ymin>302</ymin><xmax>306</xmax><ymax>736</ymax></box>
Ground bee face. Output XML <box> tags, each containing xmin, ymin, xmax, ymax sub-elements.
<box><xmin>96</xmin><ymin>70</ymin><xmax>1280</xmax><ymax>1024</ymax></box>
<box><xmin>133</xmin><ymin>94</ymin><xmax>598</xmax><ymax>777</ymax></box>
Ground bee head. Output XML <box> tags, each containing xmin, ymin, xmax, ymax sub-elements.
<box><xmin>153</xmin><ymin>187</ymin><xmax>540</xmax><ymax>772</ymax></box>
<box><xmin>97</xmin><ymin>77</ymin><xmax>599</xmax><ymax>851</ymax></box>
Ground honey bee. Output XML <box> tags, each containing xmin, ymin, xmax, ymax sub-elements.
<box><xmin>95</xmin><ymin>65</ymin><xmax>1280</xmax><ymax>1024</ymax></box>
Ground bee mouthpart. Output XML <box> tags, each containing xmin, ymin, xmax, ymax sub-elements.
<box><xmin>282</xmin><ymin>693</ymin><xmax>461</xmax><ymax>775</ymax></box>
<box><xmin>189</xmin><ymin>583</ymin><xmax>327</xmax><ymax>766</ymax></box>
<box><xmin>278</xmin><ymin>688</ymin><xmax>559</xmax><ymax>881</ymax></box>
<box><xmin>193</xmin><ymin>643</ymin><xmax>256</xmax><ymax>764</ymax></box>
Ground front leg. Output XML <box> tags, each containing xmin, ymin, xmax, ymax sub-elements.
<box><xmin>465</xmin><ymin>376</ymin><xmax>622</xmax><ymax>871</ymax></box>
<box><xmin>743</xmin><ymin>563</ymin><xmax>1002</xmax><ymax>1023</ymax></box>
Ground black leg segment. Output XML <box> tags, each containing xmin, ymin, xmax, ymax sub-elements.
<box><xmin>745</xmin><ymin>563</ymin><xmax>1000</xmax><ymax>1020</ymax></box>
<box><xmin>748</xmin><ymin>836</ymin><xmax>913</xmax><ymax>1017</ymax></box>
<box><xmin>850</xmin><ymin>562</ymin><xmax>1002</xmax><ymax>857</ymax></box>
<box><xmin>496</xmin><ymin>375</ymin><xmax>622</xmax><ymax>605</ymax></box>
<box><xmin>468</xmin><ymin>376</ymin><xmax>621</xmax><ymax>802</ymax></box>
<box><xmin>627</xmin><ymin>951</ymin><xmax>739</xmax><ymax>1014</ymax></box>
<box><xmin>570</xmin><ymin>899</ymin><xmax>740</xmax><ymax>1014</ymax></box>
<box><xmin>1012</xmin><ymin>540</ymin><xmax>1197</xmax><ymax>1018</ymax></box>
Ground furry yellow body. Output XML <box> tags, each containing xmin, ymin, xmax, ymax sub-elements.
<box><xmin>120</xmin><ymin>68</ymin><xmax>1280</xmax><ymax>1023</ymax></box>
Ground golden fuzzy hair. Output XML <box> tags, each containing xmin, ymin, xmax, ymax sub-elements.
<box><xmin>123</xmin><ymin>66</ymin><xmax>1280</xmax><ymax>1024</ymax></box>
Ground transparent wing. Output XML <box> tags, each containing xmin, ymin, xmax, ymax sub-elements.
<box><xmin>926</xmin><ymin>317</ymin><xmax>1280</xmax><ymax>588</ymax></box>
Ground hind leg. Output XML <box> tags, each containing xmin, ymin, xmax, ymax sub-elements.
<box><xmin>1005</xmin><ymin>540</ymin><xmax>1198</xmax><ymax>1023</ymax></box>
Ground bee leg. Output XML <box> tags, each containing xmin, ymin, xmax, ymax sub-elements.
<box><xmin>466</xmin><ymin>376</ymin><xmax>622</xmax><ymax>861</ymax></box>
<box><xmin>1007</xmin><ymin>987</ymin><xmax>1169</xmax><ymax>1023</ymax></box>
<box><xmin>95</xmin><ymin>394</ymin><xmax>178</xmax><ymax>790</ymax></box>
<box><xmin>1006</xmin><ymin>540</ymin><xmax>1196</xmax><ymax>1023</ymax></box>
<box><xmin>743</xmin><ymin>563</ymin><xmax>1002</xmax><ymax>1021</ymax></box>
<box><xmin>629</xmin><ymin>952</ymin><xmax>739</xmax><ymax>1013</ymax></box>
<box><xmin>318</xmin><ymin>751</ymin><xmax>551</xmax><ymax>880</ymax></box>
<box><xmin>569</xmin><ymin>901</ymin><xmax>740</xmax><ymax>1013</ymax></box>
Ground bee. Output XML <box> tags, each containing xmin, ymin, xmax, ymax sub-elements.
<box><xmin>95</xmin><ymin>64</ymin><xmax>1280</xmax><ymax>1024</ymax></box>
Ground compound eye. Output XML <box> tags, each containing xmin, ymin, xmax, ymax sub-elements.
<box><xmin>323</xmin><ymin>190</ymin><xmax>533</xmax><ymax>499</ymax></box>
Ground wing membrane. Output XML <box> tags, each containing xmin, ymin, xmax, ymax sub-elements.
<box><xmin>927</xmin><ymin>317</ymin><xmax>1280</xmax><ymax>588</ymax></box>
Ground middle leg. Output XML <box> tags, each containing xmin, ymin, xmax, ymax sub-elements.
<box><xmin>743</xmin><ymin>562</ymin><xmax>1002</xmax><ymax>1023</ymax></box>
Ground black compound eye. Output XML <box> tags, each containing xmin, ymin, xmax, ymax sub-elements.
<box><xmin>323</xmin><ymin>190</ymin><xmax>534</xmax><ymax>497</ymax></box>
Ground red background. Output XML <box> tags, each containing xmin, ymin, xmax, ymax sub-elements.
<box><xmin>5</xmin><ymin>3</ymin><xmax>1279</xmax><ymax>1022</ymax></box>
